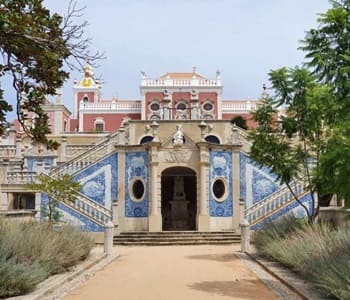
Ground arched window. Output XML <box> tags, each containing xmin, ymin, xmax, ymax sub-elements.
<box><xmin>177</xmin><ymin>102</ymin><xmax>186</xmax><ymax>110</ymax></box>
<box><xmin>140</xmin><ymin>135</ymin><xmax>154</xmax><ymax>144</ymax></box>
<box><xmin>205</xmin><ymin>135</ymin><xmax>220</xmax><ymax>144</ymax></box>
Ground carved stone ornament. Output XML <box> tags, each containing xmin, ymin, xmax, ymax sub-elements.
<box><xmin>172</xmin><ymin>125</ymin><xmax>184</xmax><ymax>147</ymax></box>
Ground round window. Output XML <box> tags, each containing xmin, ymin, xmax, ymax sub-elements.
<box><xmin>203</xmin><ymin>102</ymin><xmax>213</xmax><ymax>111</ymax></box>
<box><xmin>213</xmin><ymin>178</ymin><xmax>226</xmax><ymax>201</ymax></box>
<box><xmin>132</xmin><ymin>179</ymin><xmax>145</xmax><ymax>201</ymax></box>
<box><xmin>177</xmin><ymin>103</ymin><xmax>186</xmax><ymax>110</ymax></box>
<box><xmin>150</xmin><ymin>102</ymin><xmax>160</xmax><ymax>111</ymax></box>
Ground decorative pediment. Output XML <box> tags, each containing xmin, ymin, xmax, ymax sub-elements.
<box><xmin>161</xmin><ymin>127</ymin><xmax>197</xmax><ymax>149</ymax></box>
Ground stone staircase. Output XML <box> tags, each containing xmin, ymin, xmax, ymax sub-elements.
<box><xmin>51</xmin><ymin>131</ymin><xmax>121</xmax><ymax>177</ymax></box>
<box><xmin>245</xmin><ymin>181</ymin><xmax>309</xmax><ymax>227</ymax></box>
<box><xmin>113</xmin><ymin>231</ymin><xmax>241</xmax><ymax>246</ymax></box>
<box><xmin>41</xmin><ymin>132</ymin><xmax>122</xmax><ymax>227</ymax></box>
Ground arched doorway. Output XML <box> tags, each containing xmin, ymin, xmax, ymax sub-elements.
<box><xmin>161</xmin><ymin>167</ymin><xmax>197</xmax><ymax>231</ymax></box>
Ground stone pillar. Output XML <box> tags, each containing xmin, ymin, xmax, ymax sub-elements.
<box><xmin>112</xmin><ymin>200</ymin><xmax>120</xmax><ymax>235</ymax></box>
<box><xmin>198</xmin><ymin>144</ymin><xmax>210</xmax><ymax>231</ymax></box>
<box><xmin>117</xmin><ymin>150</ymin><xmax>126</xmax><ymax>231</ymax></box>
<box><xmin>36</xmin><ymin>161</ymin><xmax>43</xmax><ymax>175</ymax></box>
<box><xmin>239</xmin><ymin>198</ymin><xmax>245</xmax><ymax>224</ymax></box>
<box><xmin>190</xmin><ymin>90</ymin><xmax>199</xmax><ymax>120</ymax></box>
<box><xmin>240</xmin><ymin>219</ymin><xmax>250</xmax><ymax>253</ymax></box>
<box><xmin>8</xmin><ymin>126</ymin><xmax>16</xmax><ymax>145</ymax></box>
<box><xmin>60</xmin><ymin>136</ymin><xmax>67</xmax><ymax>162</ymax></box>
<box><xmin>149</xmin><ymin>144</ymin><xmax>162</xmax><ymax>232</ymax></box>
<box><xmin>35</xmin><ymin>192</ymin><xmax>41</xmax><ymax>221</ymax></box>
<box><xmin>0</xmin><ymin>193</ymin><xmax>8</xmax><ymax>211</ymax></box>
<box><xmin>15</xmin><ymin>138</ymin><xmax>22</xmax><ymax>159</ymax></box>
<box><xmin>104</xmin><ymin>220</ymin><xmax>114</xmax><ymax>255</ymax></box>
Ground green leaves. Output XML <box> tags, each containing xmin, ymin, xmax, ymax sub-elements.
<box><xmin>249</xmin><ymin>67</ymin><xmax>332</xmax><ymax>221</ymax></box>
<box><xmin>28</xmin><ymin>174</ymin><xmax>82</xmax><ymax>223</ymax></box>
<box><xmin>0</xmin><ymin>1</ymin><xmax>103</xmax><ymax>148</ymax></box>
<box><xmin>0</xmin><ymin>0</ymin><xmax>69</xmax><ymax>147</ymax></box>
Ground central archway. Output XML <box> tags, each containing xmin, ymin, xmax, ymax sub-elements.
<box><xmin>161</xmin><ymin>167</ymin><xmax>197</xmax><ymax>231</ymax></box>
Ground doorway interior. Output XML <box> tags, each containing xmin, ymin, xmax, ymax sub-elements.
<box><xmin>161</xmin><ymin>167</ymin><xmax>197</xmax><ymax>231</ymax></box>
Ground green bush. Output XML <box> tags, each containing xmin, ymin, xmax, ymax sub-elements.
<box><xmin>252</xmin><ymin>215</ymin><xmax>307</xmax><ymax>257</ymax></box>
<box><xmin>0</xmin><ymin>258</ymin><xmax>47</xmax><ymax>297</ymax></box>
<box><xmin>253</xmin><ymin>218</ymin><xmax>350</xmax><ymax>299</ymax></box>
<box><xmin>0</xmin><ymin>219</ymin><xmax>94</xmax><ymax>297</ymax></box>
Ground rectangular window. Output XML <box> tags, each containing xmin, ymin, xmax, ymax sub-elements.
<box><xmin>95</xmin><ymin>123</ymin><xmax>104</xmax><ymax>132</ymax></box>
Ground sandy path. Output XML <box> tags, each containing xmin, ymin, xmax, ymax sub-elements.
<box><xmin>63</xmin><ymin>245</ymin><xmax>278</xmax><ymax>300</ymax></box>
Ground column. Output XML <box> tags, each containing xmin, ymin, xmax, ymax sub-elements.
<box><xmin>15</xmin><ymin>138</ymin><xmax>22</xmax><ymax>159</ymax></box>
<box><xmin>35</xmin><ymin>192</ymin><xmax>41</xmax><ymax>221</ymax></box>
<box><xmin>232</xmin><ymin>150</ymin><xmax>241</xmax><ymax>231</ymax></box>
<box><xmin>148</xmin><ymin>144</ymin><xmax>162</xmax><ymax>232</ymax></box>
<box><xmin>0</xmin><ymin>193</ymin><xmax>8</xmax><ymax>211</ymax></box>
<box><xmin>117</xmin><ymin>149</ymin><xmax>125</xmax><ymax>231</ymax></box>
<box><xmin>60</xmin><ymin>136</ymin><xmax>67</xmax><ymax>162</ymax></box>
<box><xmin>150</xmin><ymin>161</ymin><xmax>158</xmax><ymax>216</ymax></box>
<box><xmin>198</xmin><ymin>144</ymin><xmax>211</xmax><ymax>231</ymax></box>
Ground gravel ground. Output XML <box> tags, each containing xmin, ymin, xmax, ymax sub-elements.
<box><xmin>235</xmin><ymin>252</ymin><xmax>303</xmax><ymax>300</ymax></box>
<box><xmin>62</xmin><ymin>245</ymin><xmax>280</xmax><ymax>300</ymax></box>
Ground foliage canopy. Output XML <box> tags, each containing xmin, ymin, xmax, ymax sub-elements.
<box><xmin>0</xmin><ymin>0</ymin><xmax>102</xmax><ymax>148</ymax></box>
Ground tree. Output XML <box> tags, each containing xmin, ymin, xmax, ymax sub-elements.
<box><xmin>300</xmin><ymin>0</ymin><xmax>350</xmax><ymax>204</ymax></box>
<box><xmin>249</xmin><ymin>67</ymin><xmax>333</xmax><ymax>222</ymax></box>
<box><xmin>230</xmin><ymin>115</ymin><xmax>248</xmax><ymax>130</ymax></box>
<box><xmin>0</xmin><ymin>0</ymin><xmax>103</xmax><ymax>148</ymax></box>
<box><xmin>29</xmin><ymin>174</ymin><xmax>82</xmax><ymax>223</ymax></box>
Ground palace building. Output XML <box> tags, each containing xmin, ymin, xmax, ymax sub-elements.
<box><xmin>0</xmin><ymin>65</ymin><xmax>313</xmax><ymax>238</ymax></box>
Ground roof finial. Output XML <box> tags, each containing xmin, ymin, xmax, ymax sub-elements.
<box><xmin>192</xmin><ymin>66</ymin><xmax>196</xmax><ymax>74</ymax></box>
<box><xmin>262</xmin><ymin>83</ymin><xmax>268</xmax><ymax>99</ymax></box>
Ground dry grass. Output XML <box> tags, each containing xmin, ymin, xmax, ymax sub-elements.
<box><xmin>0</xmin><ymin>218</ymin><xmax>94</xmax><ymax>297</ymax></box>
<box><xmin>252</xmin><ymin>216</ymin><xmax>350</xmax><ymax>299</ymax></box>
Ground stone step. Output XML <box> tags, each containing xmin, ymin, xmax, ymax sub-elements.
<box><xmin>113</xmin><ymin>231</ymin><xmax>241</xmax><ymax>246</ymax></box>
<box><xmin>114</xmin><ymin>240</ymin><xmax>239</xmax><ymax>246</ymax></box>
<box><xmin>116</xmin><ymin>231</ymin><xmax>238</xmax><ymax>236</ymax></box>
<box><xmin>116</xmin><ymin>234</ymin><xmax>238</xmax><ymax>238</ymax></box>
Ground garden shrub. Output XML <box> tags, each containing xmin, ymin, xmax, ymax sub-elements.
<box><xmin>0</xmin><ymin>218</ymin><xmax>94</xmax><ymax>297</ymax></box>
<box><xmin>253</xmin><ymin>217</ymin><xmax>350</xmax><ymax>299</ymax></box>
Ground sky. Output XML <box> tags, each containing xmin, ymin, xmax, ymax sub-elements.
<box><xmin>4</xmin><ymin>0</ymin><xmax>331</xmax><ymax>119</ymax></box>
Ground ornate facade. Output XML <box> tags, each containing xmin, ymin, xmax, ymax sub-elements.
<box><xmin>0</xmin><ymin>66</ymin><xmax>313</xmax><ymax>237</ymax></box>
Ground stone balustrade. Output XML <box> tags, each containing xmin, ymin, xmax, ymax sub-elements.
<box><xmin>141</xmin><ymin>78</ymin><xmax>221</xmax><ymax>87</ymax></box>
<box><xmin>79</xmin><ymin>101</ymin><xmax>141</xmax><ymax>112</ymax></box>
<box><xmin>0</xmin><ymin>145</ymin><xmax>16</xmax><ymax>158</ymax></box>
<box><xmin>6</xmin><ymin>171</ymin><xmax>36</xmax><ymax>184</ymax></box>
<box><xmin>50</xmin><ymin>131</ymin><xmax>120</xmax><ymax>177</ymax></box>
<box><xmin>0</xmin><ymin>210</ymin><xmax>36</xmax><ymax>222</ymax></box>
<box><xmin>245</xmin><ymin>182</ymin><xmax>306</xmax><ymax>225</ymax></box>
<box><xmin>73</xmin><ymin>191</ymin><xmax>111</xmax><ymax>226</ymax></box>
<box><xmin>221</xmin><ymin>101</ymin><xmax>258</xmax><ymax>112</ymax></box>
<box><xmin>66</xmin><ymin>145</ymin><xmax>93</xmax><ymax>159</ymax></box>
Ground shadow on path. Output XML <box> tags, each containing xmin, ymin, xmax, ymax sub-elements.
<box><xmin>188</xmin><ymin>279</ymin><xmax>277</xmax><ymax>299</ymax></box>
<box><xmin>185</xmin><ymin>253</ymin><xmax>236</xmax><ymax>262</ymax></box>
